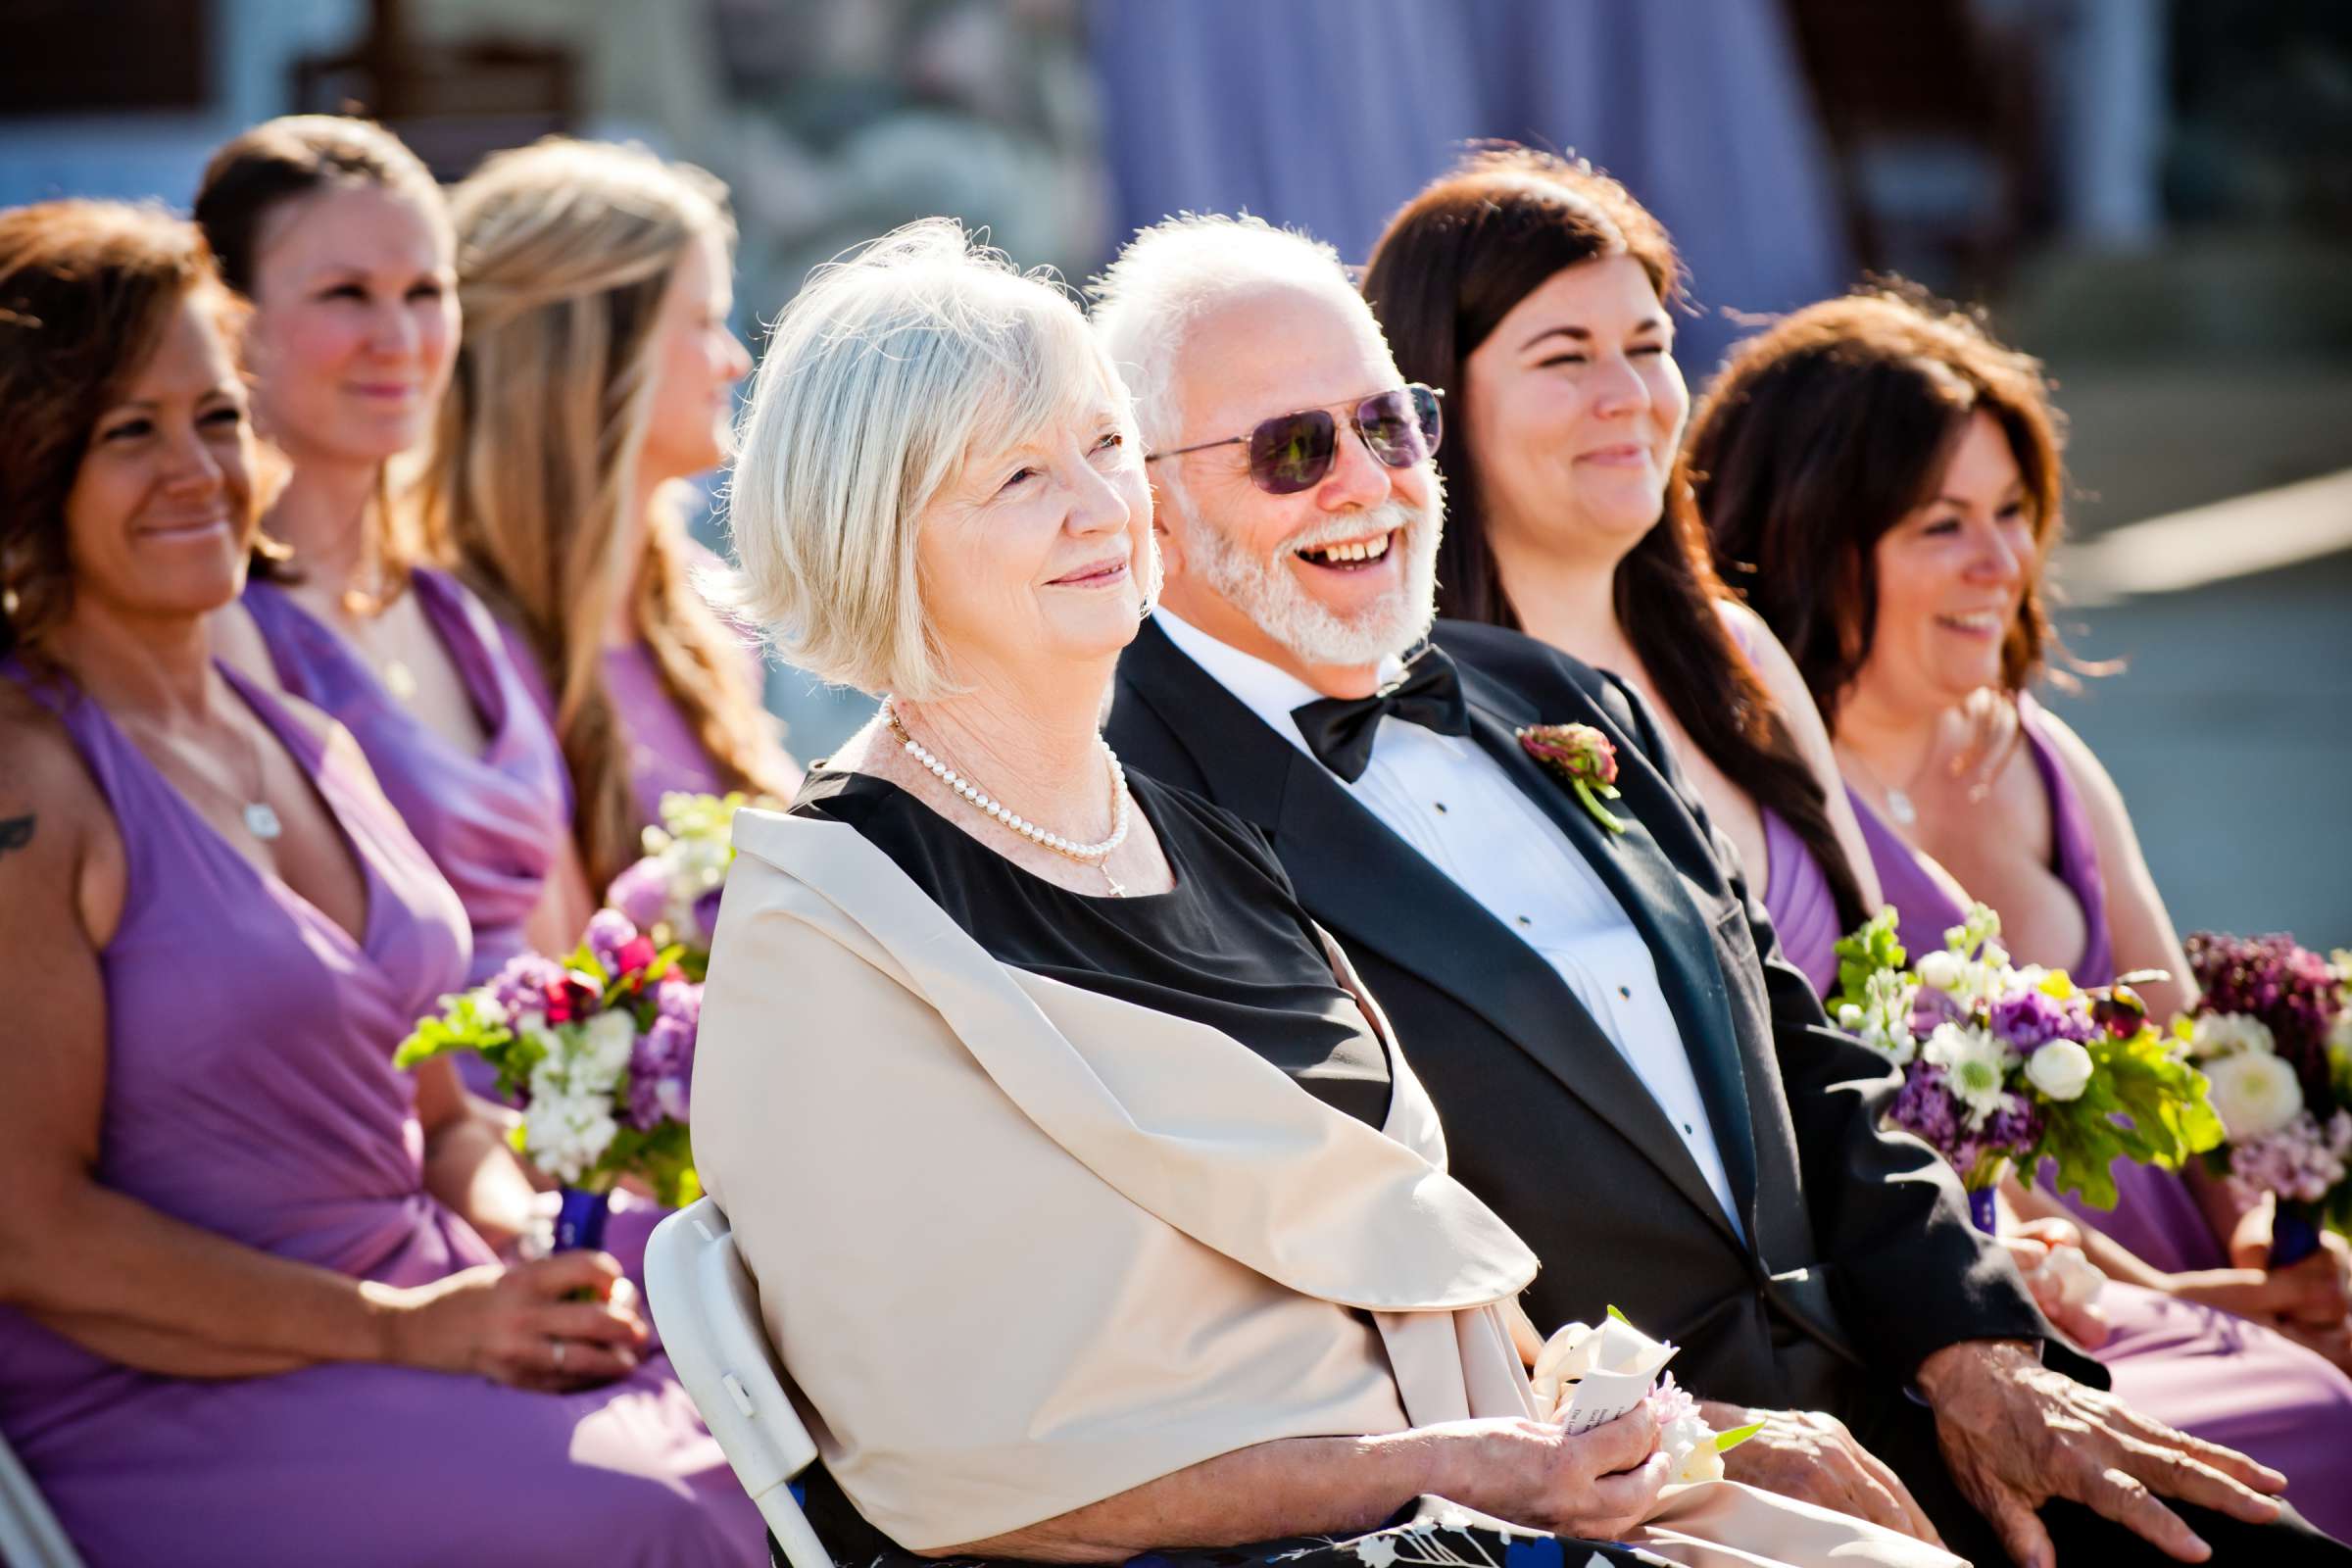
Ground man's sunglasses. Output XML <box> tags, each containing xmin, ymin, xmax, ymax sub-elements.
<box><xmin>1146</xmin><ymin>383</ymin><xmax>1444</xmax><ymax>496</ymax></box>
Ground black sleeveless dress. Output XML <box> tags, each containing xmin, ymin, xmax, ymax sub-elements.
<box><xmin>775</xmin><ymin>767</ymin><xmax>1642</xmax><ymax>1568</ymax></box>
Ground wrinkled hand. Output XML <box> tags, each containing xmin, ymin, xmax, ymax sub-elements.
<box><xmin>1699</xmin><ymin>1401</ymin><xmax>1941</xmax><ymax>1546</ymax></box>
<box><xmin>1918</xmin><ymin>1339</ymin><xmax>2285</xmax><ymax>1566</ymax></box>
<box><xmin>2001</xmin><ymin>1219</ymin><xmax>2112</xmax><ymax>1350</ymax></box>
<box><xmin>1442</xmin><ymin>1404</ymin><xmax>1672</xmax><ymax>1540</ymax></box>
<box><xmin>385</xmin><ymin>1251</ymin><xmax>648</xmax><ymax>1392</ymax></box>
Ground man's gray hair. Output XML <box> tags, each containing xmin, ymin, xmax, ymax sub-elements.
<box><xmin>1088</xmin><ymin>214</ymin><xmax>1364</xmax><ymax>454</ymax></box>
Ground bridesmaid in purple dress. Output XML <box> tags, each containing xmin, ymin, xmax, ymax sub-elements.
<box><xmin>415</xmin><ymin>138</ymin><xmax>798</xmax><ymax>899</ymax></box>
<box><xmin>195</xmin><ymin>117</ymin><xmax>593</xmax><ymax>979</ymax></box>
<box><xmin>0</xmin><ymin>202</ymin><xmax>762</xmax><ymax>1564</ymax></box>
<box><xmin>1692</xmin><ymin>286</ymin><xmax>2352</xmax><ymax>1537</ymax></box>
<box><xmin>1360</xmin><ymin>150</ymin><xmax>1878</xmax><ymax>993</ymax></box>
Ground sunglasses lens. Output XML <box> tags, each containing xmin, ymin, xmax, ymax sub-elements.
<box><xmin>1355</xmin><ymin>386</ymin><xmax>1443</xmax><ymax>468</ymax></box>
<box><xmin>1249</xmin><ymin>409</ymin><xmax>1337</xmax><ymax>495</ymax></box>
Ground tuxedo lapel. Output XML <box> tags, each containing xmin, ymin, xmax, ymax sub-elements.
<box><xmin>1455</xmin><ymin>673</ymin><xmax>1760</xmax><ymax>1223</ymax></box>
<box><xmin>1116</xmin><ymin>620</ymin><xmax>1744</xmax><ymax>1246</ymax></box>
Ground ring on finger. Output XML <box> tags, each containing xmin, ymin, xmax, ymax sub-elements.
<box><xmin>551</xmin><ymin>1338</ymin><xmax>567</xmax><ymax>1370</ymax></box>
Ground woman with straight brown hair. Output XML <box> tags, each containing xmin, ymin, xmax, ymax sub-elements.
<box><xmin>1690</xmin><ymin>286</ymin><xmax>2352</xmax><ymax>1536</ymax></box>
<box><xmin>198</xmin><ymin>114</ymin><xmax>592</xmax><ymax>987</ymax></box>
<box><xmin>417</xmin><ymin>136</ymin><xmax>798</xmax><ymax>894</ymax></box>
<box><xmin>1360</xmin><ymin>146</ymin><xmax>1877</xmax><ymax>996</ymax></box>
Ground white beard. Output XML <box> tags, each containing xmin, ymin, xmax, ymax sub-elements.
<box><xmin>1174</xmin><ymin>488</ymin><xmax>1443</xmax><ymax>668</ymax></box>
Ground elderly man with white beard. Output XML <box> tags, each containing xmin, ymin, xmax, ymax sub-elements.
<box><xmin>1094</xmin><ymin>214</ymin><xmax>2346</xmax><ymax>1568</ymax></box>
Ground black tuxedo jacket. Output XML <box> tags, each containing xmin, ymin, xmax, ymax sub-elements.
<box><xmin>1108</xmin><ymin>615</ymin><xmax>2090</xmax><ymax>1415</ymax></box>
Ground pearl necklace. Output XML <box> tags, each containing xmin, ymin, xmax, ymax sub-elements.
<box><xmin>880</xmin><ymin>699</ymin><xmax>1133</xmax><ymax>895</ymax></box>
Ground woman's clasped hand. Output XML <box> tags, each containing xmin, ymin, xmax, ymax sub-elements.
<box><xmin>376</xmin><ymin>1250</ymin><xmax>647</xmax><ymax>1391</ymax></box>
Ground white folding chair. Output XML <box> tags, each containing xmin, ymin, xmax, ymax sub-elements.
<box><xmin>645</xmin><ymin>1198</ymin><xmax>831</xmax><ymax>1568</ymax></box>
<box><xmin>0</xmin><ymin>1426</ymin><xmax>84</xmax><ymax>1568</ymax></box>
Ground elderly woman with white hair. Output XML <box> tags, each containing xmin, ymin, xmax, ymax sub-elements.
<box><xmin>692</xmin><ymin>220</ymin><xmax>1963</xmax><ymax>1568</ymax></box>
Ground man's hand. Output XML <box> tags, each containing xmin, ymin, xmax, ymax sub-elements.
<box><xmin>1917</xmin><ymin>1339</ymin><xmax>2286</xmax><ymax>1567</ymax></box>
<box><xmin>1698</xmin><ymin>1401</ymin><xmax>1942</xmax><ymax>1546</ymax></box>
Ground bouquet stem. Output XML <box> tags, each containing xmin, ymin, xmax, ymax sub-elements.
<box><xmin>2273</xmin><ymin>1202</ymin><xmax>2324</xmax><ymax>1268</ymax></box>
<box><xmin>1967</xmin><ymin>1186</ymin><xmax>2000</xmax><ymax>1236</ymax></box>
<box><xmin>554</xmin><ymin>1186</ymin><xmax>612</xmax><ymax>1253</ymax></box>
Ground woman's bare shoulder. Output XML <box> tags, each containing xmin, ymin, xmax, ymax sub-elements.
<box><xmin>0</xmin><ymin>679</ymin><xmax>123</xmax><ymax>936</ymax></box>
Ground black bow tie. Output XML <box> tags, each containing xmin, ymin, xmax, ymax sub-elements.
<box><xmin>1290</xmin><ymin>646</ymin><xmax>1471</xmax><ymax>782</ymax></box>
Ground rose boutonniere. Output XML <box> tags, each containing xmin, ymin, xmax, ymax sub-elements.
<box><xmin>1516</xmin><ymin>722</ymin><xmax>1627</xmax><ymax>835</ymax></box>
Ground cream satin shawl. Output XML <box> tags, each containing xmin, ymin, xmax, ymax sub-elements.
<box><xmin>694</xmin><ymin>808</ymin><xmax>1542</xmax><ymax>1549</ymax></box>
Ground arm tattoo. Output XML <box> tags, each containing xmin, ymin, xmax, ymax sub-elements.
<box><xmin>0</xmin><ymin>813</ymin><xmax>32</xmax><ymax>857</ymax></box>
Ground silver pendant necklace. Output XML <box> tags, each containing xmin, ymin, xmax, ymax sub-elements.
<box><xmin>233</xmin><ymin>715</ymin><xmax>282</xmax><ymax>841</ymax></box>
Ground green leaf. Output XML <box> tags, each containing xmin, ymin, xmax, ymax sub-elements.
<box><xmin>1831</xmin><ymin>908</ymin><xmax>1908</xmax><ymax>1013</ymax></box>
<box><xmin>1714</xmin><ymin>1421</ymin><xmax>1767</xmax><ymax>1452</ymax></box>
<box><xmin>1605</xmin><ymin>1303</ymin><xmax>1631</xmax><ymax>1325</ymax></box>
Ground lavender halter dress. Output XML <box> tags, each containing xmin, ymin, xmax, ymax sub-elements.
<box><xmin>1717</xmin><ymin>608</ymin><xmax>1843</xmax><ymax>992</ymax></box>
<box><xmin>0</xmin><ymin>660</ymin><xmax>762</xmax><ymax>1566</ymax></box>
<box><xmin>242</xmin><ymin>568</ymin><xmax>571</xmax><ymax>988</ymax></box>
<box><xmin>243</xmin><ymin>573</ymin><xmax>675</xmax><ymax>1287</ymax></box>
<box><xmin>1850</xmin><ymin>697</ymin><xmax>2352</xmax><ymax>1535</ymax></box>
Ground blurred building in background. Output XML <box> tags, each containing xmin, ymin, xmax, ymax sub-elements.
<box><xmin>2</xmin><ymin>0</ymin><xmax>2345</xmax><ymax>932</ymax></box>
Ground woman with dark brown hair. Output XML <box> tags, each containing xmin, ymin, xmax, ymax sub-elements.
<box><xmin>1689</xmin><ymin>286</ymin><xmax>2352</xmax><ymax>1536</ymax></box>
<box><xmin>1360</xmin><ymin>146</ymin><xmax>1878</xmax><ymax>996</ymax></box>
<box><xmin>0</xmin><ymin>199</ymin><xmax>760</xmax><ymax>1564</ymax></box>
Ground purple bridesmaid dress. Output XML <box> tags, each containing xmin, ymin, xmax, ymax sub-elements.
<box><xmin>1850</xmin><ymin>695</ymin><xmax>2352</xmax><ymax>1536</ymax></box>
<box><xmin>1757</xmin><ymin>807</ymin><xmax>1841</xmax><ymax>995</ymax></box>
<box><xmin>0</xmin><ymin>659</ymin><xmax>763</xmax><ymax>1565</ymax></box>
<box><xmin>242</xmin><ymin>568</ymin><xmax>572</xmax><ymax>988</ymax></box>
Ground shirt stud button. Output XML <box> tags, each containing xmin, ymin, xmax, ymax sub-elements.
<box><xmin>1516</xmin><ymin>915</ymin><xmax>1532</xmax><ymax>927</ymax></box>
<box><xmin>1618</xmin><ymin>985</ymin><xmax>1632</xmax><ymax>999</ymax></box>
<box><xmin>1434</xmin><ymin>801</ymin><xmax>1448</xmax><ymax>813</ymax></box>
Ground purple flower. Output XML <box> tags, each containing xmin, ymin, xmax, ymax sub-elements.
<box><xmin>488</xmin><ymin>954</ymin><xmax>565</xmax><ymax>1020</ymax></box>
<box><xmin>1889</xmin><ymin>1061</ymin><xmax>2044</xmax><ymax>1182</ymax></box>
<box><xmin>1988</xmin><ymin>989</ymin><xmax>2076</xmax><ymax>1051</ymax></box>
<box><xmin>584</xmin><ymin>908</ymin><xmax>639</xmax><ymax>975</ymax></box>
<box><xmin>2190</xmin><ymin>932</ymin><xmax>2344</xmax><ymax>1107</ymax></box>
<box><xmin>653</xmin><ymin>978</ymin><xmax>702</xmax><ymax>1030</ymax></box>
<box><xmin>625</xmin><ymin>1013</ymin><xmax>696</xmax><ymax>1130</ymax></box>
<box><xmin>607</xmin><ymin>858</ymin><xmax>669</xmax><ymax>930</ymax></box>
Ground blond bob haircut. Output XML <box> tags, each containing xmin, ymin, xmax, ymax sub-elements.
<box><xmin>719</xmin><ymin>219</ymin><xmax>1121</xmax><ymax>700</ymax></box>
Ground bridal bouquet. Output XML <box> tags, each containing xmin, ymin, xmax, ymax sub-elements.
<box><xmin>2179</xmin><ymin>932</ymin><xmax>2352</xmax><ymax>1264</ymax></box>
<box><xmin>604</xmin><ymin>790</ymin><xmax>765</xmax><ymax>976</ymax></box>
<box><xmin>1832</xmin><ymin>906</ymin><xmax>2221</xmax><ymax>1223</ymax></box>
<box><xmin>1531</xmin><ymin>1310</ymin><xmax>1760</xmax><ymax>1484</ymax></box>
<box><xmin>398</xmin><ymin>909</ymin><xmax>702</xmax><ymax>1245</ymax></box>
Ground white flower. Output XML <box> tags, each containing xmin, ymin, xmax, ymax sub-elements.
<box><xmin>1916</xmin><ymin>951</ymin><xmax>1967</xmax><ymax>994</ymax></box>
<box><xmin>2189</xmin><ymin>1011</ymin><xmax>2278</xmax><ymax>1060</ymax></box>
<box><xmin>1923</xmin><ymin>1021</ymin><xmax>2019</xmax><ymax>1129</ymax></box>
<box><xmin>2206</xmin><ymin>1051</ymin><xmax>2306</xmax><ymax>1143</ymax></box>
<box><xmin>577</xmin><ymin>1009</ymin><xmax>638</xmax><ymax>1087</ymax></box>
<box><xmin>2025</xmin><ymin>1039</ymin><xmax>2095</xmax><ymax>1101</ymax></box>
<box><xmin>1530</xmin><ymin>1321</ymin><xmax>1598</xmax><ymax>1414</ymax></box>
<box><xmin>1349</xmin><ymin>1538</ymin><xmax>1398</xmax><ymax>1568</ymax></box>
<box><xmin>522</xmin><ymin>1088</ymin><xmax>619</xmax><ymax>1183</ymax></box>
<box><xmin>1839</xmin><ymin>969</ymin><xmax>1919</xmax><ymax>1065</ymax></box>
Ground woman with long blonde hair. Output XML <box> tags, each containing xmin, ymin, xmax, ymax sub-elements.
<box><xmin>420</xmin><ymin>137</ymin><xmax>798</xmax><ymax>891</ymax></box>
